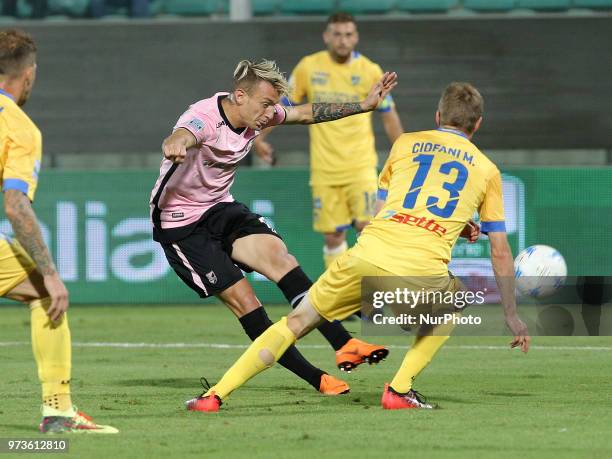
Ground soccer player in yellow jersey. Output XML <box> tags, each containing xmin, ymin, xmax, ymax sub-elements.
<box><xmin>0</xmin><ymin>29</ymin><xmax>117</xmax><ymax>433</ymax></box>
<box><xmin>185</xmin><ymin>82</ymin><xmax>531</xmax><ymax>412</ymax></box>
<box><xmin>255</xmin><ymin>12</ymin><xmax>403</xmax><ymax>270</ymax></box>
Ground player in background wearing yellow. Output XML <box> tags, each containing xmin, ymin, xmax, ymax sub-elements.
<box><xmin>186</xmin><ymin>82</ymin><xmax>530</xmax><ymax>412</ymax></box>
<box><xmin>255</xmin><ymin>12</ymin><xmax>403</xmax><ymax>270</ymax></box>
<box><xmin>0</xmin><ymin>29</ymin><xmax>117</xmax><ymax>433</ymax></box>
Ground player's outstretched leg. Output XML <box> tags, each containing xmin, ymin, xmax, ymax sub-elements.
<box><xmin>268</xmin><ymin>260</ymin><xmax>389</xmax><ymax>372</ymax></box>
<box><xmin>238</xmin><ymin>307</ymin><xmax>348</xmax><ymax>395</ymax></box>
<box><xmin>232</xmin><ymin>234</ymin><xmax>389</xmax><ymax>372</ymax></box>
<box><xmin>186</xmin><ymin>296</ymin><xmax>325</xmax><ymax>412</ymax></box>
<box><xmin>218</xmin><ymin>279</ymin><xmax>348</xmax><ymax>397</ymax></box>
<box><xmin>186</xmin><ymin>316</ymin><xmax>298</xmax><ymax>412</ymax></box>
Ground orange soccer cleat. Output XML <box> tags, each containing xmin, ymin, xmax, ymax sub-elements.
<box><xmin>381</xmin><ymin>384</ymin><xmax>433</xmax><ymax>410</ymax></box>
<box><xmin>318</xmin><ymin>374</ymin><xmax>350</xmax><ymax>395</ymax></box>
<box><xmin>335</xmin><ymin>338</ymin><xmax>389</xmax><ymax>372</ymax></box>
<box><xmin>185</xmin><ymin>392</ymin><xmax>222</xmax><ymax>413</ymax></box>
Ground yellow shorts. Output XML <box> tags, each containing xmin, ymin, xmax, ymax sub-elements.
<box><xmin>0</xmin><ymin>235</ymin><xmax>36</xmax><ymax>296</ymax></box>
<box><xmin>311</xmin><ymin>177</ymin><xmax>377</xmax><ymax>234</ymax></box>
<box><xmin>309</xmin><ymin>251</ymin><xmax>463</xmax><ymax>322</ymax></box>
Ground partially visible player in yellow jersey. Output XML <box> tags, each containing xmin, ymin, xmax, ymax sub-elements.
<box><xmin>186</xmin><ymin>82</ymin><xmax>531</xmax><ymax>413</ymax></box>
<box><xmin>0</xmin><ymin>29</ymin><xmax>116</xmax><ymax>433</ymax></box>
<box><xmin>353</xmin><ymin>125</ymin><xmax>505</xmax><ymax>277</ymax></box>
<box><xmin>255</xmin><ymin>12</ymin><xmax>403</xmax><ymax>269</ymax></box>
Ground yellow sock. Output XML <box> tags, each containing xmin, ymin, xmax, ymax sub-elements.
<box><xmin>30</xmin><ymin>298</ymin><xmax>72</xmax><ymax>412</ymax></box>
<box><xmin>206</xmin><ymin>317</ymin><xmax>296</xmax><ymax>400</ymax></box>
<box><xmin>323</xmin><ymin>241</ymin><xmax>348</xmax><ymax>269</ymax></box>
<box><xmin>390</xmin><ymin>320</ymin><xmax>455</xmax><ymax>393</ymax></box>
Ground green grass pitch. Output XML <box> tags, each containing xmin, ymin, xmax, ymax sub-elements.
<box><xmin>0</xmin><ymin>304</ymin><xmax>610</xmax><ymax>458</ymax></box>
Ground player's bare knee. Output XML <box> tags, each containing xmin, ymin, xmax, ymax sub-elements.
<box><xmin>266</xmin><ymin>243</ymin><xmax>298</xmax><ymax>274</ymax></box>
<box><xmin>287</xmin><ymin>309</ymin><xmax>317</xmax><ymax>338</ymax></box>
<box><xmin>286</xmin><ymin>315</ymin><xmax>306</xmax><ymax>338</ymax></box>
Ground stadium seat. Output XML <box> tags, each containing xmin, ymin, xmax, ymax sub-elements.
<box><xmin>164</xmin><ymin>0</ymin><xmax>224</xmax><ymax>16</ymax></box>
<box><xmin>44</xmin><ymin>14</ymin><xmax>73</xmax><ymax>20</ymax></box>
<box><xmin>573</xmin><ymin>0</ymin><xmax>612</xmax><ymax>8</ymax></box>
<box><xmin>464</xmin><ymin>0</ymin><xmax>515</xmax><ymax>11</ymax></box>
<box><xmin>280</xmin><ymin>0</ymin><xmax>335</xmax><ymax>15</ymax></box>
<box><xmin>16</xmin><ymin>0</ymin><xmax>32</xmax><ymax>18</ymax></box>
<box><xmin>338</xmin><ymin>0</ymin><xmax>396</xmax><ymax>14</ymax></box>
<box><xmin>48</xmin><ymin>0</ymin><xmax>90</xmax><ymax>16</ymax></box>
<box><xmin>396</xmin><ymin>0</ymin><xmax>458</xmax><ymax>13</ymax></box>
<box><xmin>252</xmin><ymin>0</ymin><xmax>278</xmax><ymax>15</ymax></box>
<box><xmin>149</xmin><ymin>0</ymin><xmax>165</xmax><ymax>15</ymax></box>
<box><xmin>516</xmin><ymin>0</ymin><xmax>570</xmax><ymax>9</ymax></box>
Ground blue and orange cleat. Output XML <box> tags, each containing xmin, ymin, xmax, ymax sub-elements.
<box><xmin>336</xmin><ymin>338</ymin><xmax>389</xmax><ymax>372</ymax></box>
<box><xmin>39</xmin><ymin>407</ymin><xmax>119</xmax><ymax>434</ymax></box>
<box><xmin>319</xmin><ymin>374</ymin><xmax>350</xmax><ymax>395</ymax></box>
<box><xmin>381</xmin><ymin>383</ymin><xmax>433</xmax><ymax>410</ymax></box>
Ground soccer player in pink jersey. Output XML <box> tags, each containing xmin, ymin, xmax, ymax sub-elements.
<box><xmin>150</xmin><ymin>60</ymin><xmax>397</xmax><ymax>400</ymax></box>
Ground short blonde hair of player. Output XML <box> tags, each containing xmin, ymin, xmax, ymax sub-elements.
<box><xmin>438</xmin><ymin>82</ymin><xmax>484</xmax><ymax>134</ymax></box>
<box><xmin>233</xmin><ymin>59</ymin><xmax>289</xmax><ymax>97</ymax></box>
<box><xmin>0</xmin><ymin>29</ymin><xmax>37</xmax><ymax>78</ymax></box>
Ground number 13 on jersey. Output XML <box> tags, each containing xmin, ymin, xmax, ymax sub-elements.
<box><xmin>402</xmin><ymin>154</ymin><xmax>469</xmax><ymax>218</ymax></box>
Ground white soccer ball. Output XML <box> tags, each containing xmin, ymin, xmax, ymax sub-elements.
<box><xmin>514</xmin><ymin>245</ymin><xmax>567</xmax><ymax>298</ymax></box>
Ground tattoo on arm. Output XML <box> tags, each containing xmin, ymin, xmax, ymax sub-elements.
<box><xmin>5</xmin><ymin>190</ymin><xmax>57</xmax><ymax>276</ymax></box>
<box><xmin>312</xmin><ymin>103</ymin><xmax>364</xmax><ymax>123</ymax></box>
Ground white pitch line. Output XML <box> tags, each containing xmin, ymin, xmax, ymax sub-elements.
<box><xmin>0</xmin><ymin>341</ymin><xmax>610</xmax><ymax>351</ymax></box>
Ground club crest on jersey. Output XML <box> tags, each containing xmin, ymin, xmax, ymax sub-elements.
<box><xmin>351</xmin><ymin>75</ymin><xmax>360</xmax><ymax>85</ymax></box>
<box><xmin>206</xmin><ymin>271</ymin><xmax>218</xmax><ymax>284</ymax></box>
<box><xmin>311</xmin><ymin>72</ymin><xmax>329</xmax><ymax>86</ymax></box>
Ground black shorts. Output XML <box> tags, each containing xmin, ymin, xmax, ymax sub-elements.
<box><xmin>159</xmin><ymin>202</ymin><xmax>281</xmax><ymax>298</ymax></box>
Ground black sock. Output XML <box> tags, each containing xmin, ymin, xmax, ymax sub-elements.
<box><xmin>238</xmin><ymin>308</ymin><xmax>323</xmax><ymax>390</ymax></box>
<box><xmin>277</xmin><ymin>266</ymin><xmax>352</xmax><ymax>351</ymax></box>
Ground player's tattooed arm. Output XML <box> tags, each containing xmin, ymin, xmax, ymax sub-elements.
<box><xmin>283</xmin><ymin>102</ymin><xmax>362</xmax><ymax>125</ymax></box>
<box><xmin>312</xmin><ymin>103</ymin><xmax>364</xmax><ymax>123</ymax></box>
<box><xmin>283</xmin><ymin>71</ymin><xmax>398</xmax><ymax>125</ymax></box>
<box><xmin>4</xmin><ymin>189</ymin><xmax>69</xmax><ymax>320</ymax></box>
<box><xmin>4</xmin><ymin>189</ymin><xmax>56</xmax><ymax>275</ymax></box>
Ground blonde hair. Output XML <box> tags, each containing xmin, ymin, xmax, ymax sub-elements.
<box><xmin>438</xmin><ymin>82</ymin><xmax>484</xmax><ymax>134</ymax></box>
<box><xmin>0</xmin><ymin>29</ymin><xmax>36</xmax><ymax>77</ymax></box>
<box><xmin>233</xmin><ymin>59</ymin><xmax>289</xmax><ymax>97</ymax></box>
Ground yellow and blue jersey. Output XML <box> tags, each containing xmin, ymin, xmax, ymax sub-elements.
<box><xmin>352</xmin><ymin>128</ymin><xmax>505</xmax><ymax>276</ymax></box>
<box><xmin>285</xmin><ymin>50</ymin><xmax>394</xmax><ymax>186</ymax></box>
<box><xmin>0</xmin><ymin>89</ymin><xmax>42</xmax><ymax>202</ymax></box>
